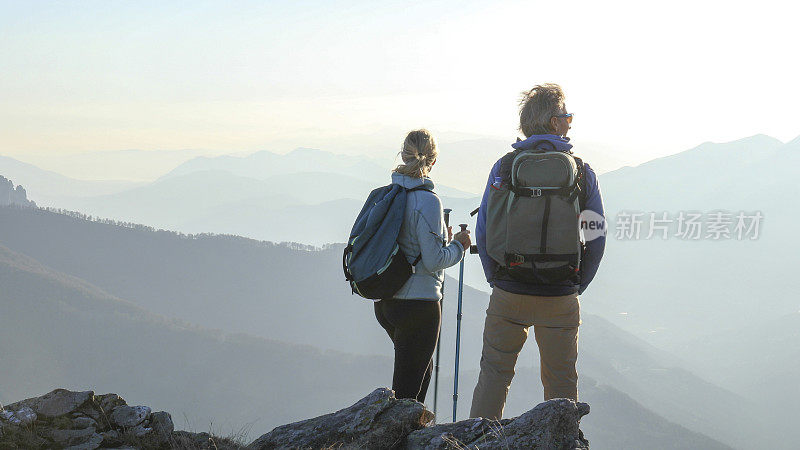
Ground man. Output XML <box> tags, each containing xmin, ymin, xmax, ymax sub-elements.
<box><xmin>470</xmin><ymin>83</ymin><xmax>605</xmax><ymax>420</ymax></box>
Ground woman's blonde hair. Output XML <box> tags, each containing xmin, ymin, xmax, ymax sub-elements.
<box><xmin>394</xmin><ymin>129</ymin><xmax>438</xmax><ymax>178</ymax></box>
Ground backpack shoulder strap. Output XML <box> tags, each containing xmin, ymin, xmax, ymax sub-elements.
<box><xmin>573</xmin><ymin>156</ymin><xmax>588</xmax><ymax>212</ymax></box>
<box><xmin>405</xmin><ymin>185</ymin><xmax>437</xmax><ymax>197</ymax></box>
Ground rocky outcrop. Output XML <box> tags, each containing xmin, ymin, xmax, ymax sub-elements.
<box><xmin>249</xmin><ymin>388</ymin><xmax>590</xmax><ymax>449</ymax></box>
<box><xmin>0</xmin><ymin>175</ymin><xmax>35</xmax><ymax>207</ymax></box>
<box><xmin>0</xmin><ymin>388</ymin><xmax>174</xmax><ymax>449</ymax></box>
<box><xmin>1</xmin><ymin>388</ymin><xmax>588</xmax><ymax>449</ymax></box>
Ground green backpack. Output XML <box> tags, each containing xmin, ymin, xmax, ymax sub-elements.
<box><xmin>485</xmin><ymin>147</ymin><xmax>586</xmax><ymax>284</ymax></box>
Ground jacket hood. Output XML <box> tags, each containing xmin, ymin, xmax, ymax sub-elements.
<box><xmin>391</xmin><ymin>172</ymin><xmax>435</xmax><ymax>190</ymax></box>
<box><xmin>511</xmin><ymin>134</ymin><xmax>573</xmax><ymax>153</ymax></box>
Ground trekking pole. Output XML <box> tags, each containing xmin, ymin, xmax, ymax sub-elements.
<box><xmin>433</xmin><ymin>208</ymin><xmax>451</xmax><ymax>422</ymax></box>
<box><xmin>453</xmin><ymin>223</ymin><xmax>468</xmax><ymax>422</ymax></box>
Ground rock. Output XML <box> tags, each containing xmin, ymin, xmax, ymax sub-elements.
<box><xmin>249</xmin><ymin>390</ymin><xmax>590</xmax><ymax>450</ymax></box>
<box><xmin>64</xmin><ymin>432</ymin><xmax>103</xmax><ymax>449</ymax></box>
<box><xmin>110</xmin><ymin>405</ymin><xmax>150</xmax><ymax>428</ymax></box>
<box><xmin>0</xmin><ymin>406</ymin><xmax>37</xmax><ymax>426</ymax></box>
<box><xmin>1</xmin><ymin>389</ymin><xmax>184</xmax><ymax>449</ymax></box>
<box><xmin>41</xmin><ymin>426</ymin><xmax>98</xmax><ymax>447</ymax></box>
<box><xmin>404</xmin><ymin>417</ymin><xmax>510</xmax><ymax>449</ymax></box>
<box><xmin>7</xmin><ymin>389</ymin><xmax>94</xmax><ymax>418</ymax></box>
<box><xmin>130</xmin><ymin>423</ymin><xmax>153</xmax><ymax>437</ymax></box>
<box><xmin>443</xmin><ymin>399</ymin><xmax>591</xmax><ymax>449</ymax></box>
<box><xmin>95</xmin><ymin>393</ymin><xmax>126</xmax><ymax>414</ymax></box>
<box><xmin>150</xmin><ymin>411</ymin><xmax>174</xmax><ymax>439</ymax></box>
<box><xmin>72</xmin><ymin>416</ymin><xmax>97</xmax><ymax>429</ymax></box>
<box><xmin>14</xmin><ymin>407</ymin><xmax>37</xmax><ymax>427</ymax></box>
<box><xmin>249</xmin><ymin>388</ymin><xmax>433</xmax><ymax>449</ymax></box>
<box><xmin>100</xmin><ymin>429</ymin><xmax>121</xmax><ymax>447</ymax></box>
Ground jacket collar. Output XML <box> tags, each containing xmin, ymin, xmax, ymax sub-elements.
<box><xmin>391</xmin><ymin>172</ymin><xmax>435</xmax><ymax>190</ymax></box>
<box><xmin>511</xmin><ymin>134</ymin><xmax>573</xmax><ymax>153</ymax></box>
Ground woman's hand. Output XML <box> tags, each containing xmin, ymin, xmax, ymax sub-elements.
<box><xmin>453</xmin><ymin>230</ymin><xmax>471</xmax><ymax>251</ymax></box>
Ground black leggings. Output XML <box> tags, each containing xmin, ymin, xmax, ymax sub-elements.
<box><xmin>374</xmin><ymin>298</ymin><xmax>441</xmax><ymax>403</ymax></box>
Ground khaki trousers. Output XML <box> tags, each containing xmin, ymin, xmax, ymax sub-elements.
<box><xmin>469</xmin><ymin>287</ymin><xmax>581</xmax><ymax>420</ymax></box>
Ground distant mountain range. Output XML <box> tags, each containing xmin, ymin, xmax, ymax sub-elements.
<box><xmin>0</xmin><ymin>242</ymin><xmax>390</xmax><ymax>436</ymax></box>
<box><xmin>2</xmin><ymin>133</ymin><xmax>799</xmax><ymax>448</ymax></box>
<box><xmin>0</xmin><ymin>155</ymin><xmax>142</xmax><ymax>205</ymax></box>
<box><xmin>0</xmin><ymin>205</ymin><xmax>769</xmax><ymax>448</ymax></box>
<box><xmin>10</xmin><ymin>148</ymin><xmax>212</xmax><ymax>182</ymax></box>
<box><xmin>0</xmin><ymin>240</ymin><xmax>735</xmax><ymax>448</ymax></box>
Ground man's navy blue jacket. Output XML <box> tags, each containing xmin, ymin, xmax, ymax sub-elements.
<box><xmin>475</xmin><ymin>134</ymin><xmax>605</xmax><ymax>296</ymax></box>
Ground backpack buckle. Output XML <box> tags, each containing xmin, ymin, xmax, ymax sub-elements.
<box><xmin>507</xmin><ymin>254</ymin><xmax>525</xmax><ymax>266</ymax></box>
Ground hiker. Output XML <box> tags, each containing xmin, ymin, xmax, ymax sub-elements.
<box><xmin>470</xmin><ymin>84</ymin><xmax>605</xmax><ymax>420</ymax></box>
<box><xmin>374</xmin><ymin>129</ymin><xmax>472</xmax><ymax>403</ymax></box>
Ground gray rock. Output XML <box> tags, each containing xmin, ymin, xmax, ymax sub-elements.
<box><xmin>100</xmin><ymin>429</ymin><xmax>121</xmax><ymax>446</ymax></box>
<box><xmin>0</xmin><ymin>406</ymin><xmax>37</xmax><ymax>426</ymax></box>
<box><xmin>72</xmin><ymin>416</ymin><xmax>97</xmax><ymax>429</ymax></box>
<box><xmin>0</xmin><ymin>410</ymin><xmax>14</xmax><ymax>423</ymax></box>
<box><xmin>110</xmin><ymin>405</ymin><xmax>151</xmax><ymax>428</ymax></box>
<box><xmin>150</xmin><ymin>411</ymin><xmax>175</xmax><ymax>438</ymax></box>
<box><xmin>41</xmin><ymin>426</ymin><xmax>98</xmax><ymax>447</ymax></box>
<box><xmin>64</xmin><ymin>432</ymin><xmax>103</xmax><ymax>450</ymax></box>
<box><xmin>12</xmin><ymin>406</ymin><xmax>37</xmax><ymax>426</ymax></box>
<box><xmin>130</xmin><ymin>423</ymin><xmax>153</xmax><ymax>437</ymax></box>
<box><xmin>449</xmin><ymin>399</ymin><xmax>590</xmax><ymax>449</ymax></box>
<box><xmin>404</xmin><ymin>417</ymin><xmax>509</xmax><ymax>449</ymax></box>
<box><xmin>248</xmin><ymin>388</ymin><xmax>433</xmax><ymax>449</ymax></box>
<box><xmin>95</xmin><ymin>393</ymin><xmax>126</xmax><ymax>414</ymax></box>
<box><xmin>7</xmin><ymin>389</ymin><xmax>94</xmax><ymax>418</ymax></box>
<box><xmin>249</xmin><ymin>390</ymin><xmax>590</xmax><ymax>450</ymax></box>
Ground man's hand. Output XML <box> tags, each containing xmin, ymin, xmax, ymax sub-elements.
<box><xmin>447</xmin><ymin>225</ymin><xmax>453</xmax><ymax>243</ymax></box>
<box><xmin>453</xmin><ymin>230</ymin><xmax>471</xmax><ymax>250</ymax></box>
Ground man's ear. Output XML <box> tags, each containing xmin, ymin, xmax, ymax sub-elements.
<box><xmin>550</xmin><ymin>117</ymin><xmax>559</xmax><ymax>133</ymax></box>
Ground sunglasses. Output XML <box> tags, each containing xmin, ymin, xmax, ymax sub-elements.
<box><xmin>554</xmin><ymin>112</ymin><xmax>574</xmax><ymax>124</ymax></box>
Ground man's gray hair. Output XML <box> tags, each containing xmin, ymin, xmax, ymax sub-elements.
<box><xmin>518</xmin><ymin>83</ymin><xmax>566</xmax><ymax>137</ymax></box>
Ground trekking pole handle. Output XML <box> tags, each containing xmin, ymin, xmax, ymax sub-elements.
<box><xmin>444</xmin><ymin>208</ymin><xmax>452</xmax><ymax>228</ymax></box>
<box><xmin>459</xmin><ymin>224</ymin><xmax>468</xmax><ymax>232</ymax></box>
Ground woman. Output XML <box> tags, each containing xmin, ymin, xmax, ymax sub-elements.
<box><xmin>375</xmin><ymin>129</ymin><xmax>472</xmax><ymax>403</ymax></box>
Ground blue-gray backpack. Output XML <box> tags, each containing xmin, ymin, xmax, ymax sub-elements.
<box><xmin>343</xmin><ymin>184</ymin><xmax>433</xmax><ymax>300</ymax></box>
<box><xmin>485</xmin><ymin>142</ymin><xmax>586</xmax><ymax>285</ymax></box>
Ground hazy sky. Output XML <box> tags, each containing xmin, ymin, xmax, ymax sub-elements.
<box><xmin>1</xmin><ymin>0</ymin><xmax>798</xmax><ymax>163</ymax></box>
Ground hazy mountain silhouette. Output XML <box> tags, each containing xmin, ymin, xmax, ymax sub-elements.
<box><xmin>12</xmin><ymin>148</ymin><xmax>211</xmax><ymax>182</ymax></box>
<box><xmin>0</xmin><ymin>155</ymin><xmax>142</xmax><ymax>205</ymax></box>
<box><xmin>2</xmin><ymin>133</ymin><xmax>796</xmax><ymax>448</ymax></box>
<box><xmin>0</xmin><ymin>242</ymin><xmax>391</xmax><ymax>436</ymax></box>
<box><xmin>0</xmin><ymin>205</ymin><xmax>763</xmax><ymax>448</ymax></box>
<box><xmin>584</xmin><ymin>134</ymin><xmax>798</xmax><ymax>349</ymax></box>
<box><xmin>46</xmin><ymin>148</ymin><xmax>474</xmax><ymax>245</ymax></box>
<box><xmin>0</xmin><ymin>242</ymin><xmax>733</xmax><ymax>448</ymax></box>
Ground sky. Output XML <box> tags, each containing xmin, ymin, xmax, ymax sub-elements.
<box><xmin>1</xmin><ymin>0</ymin><xmax>798</xmax><ymax>166</ymax></box>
